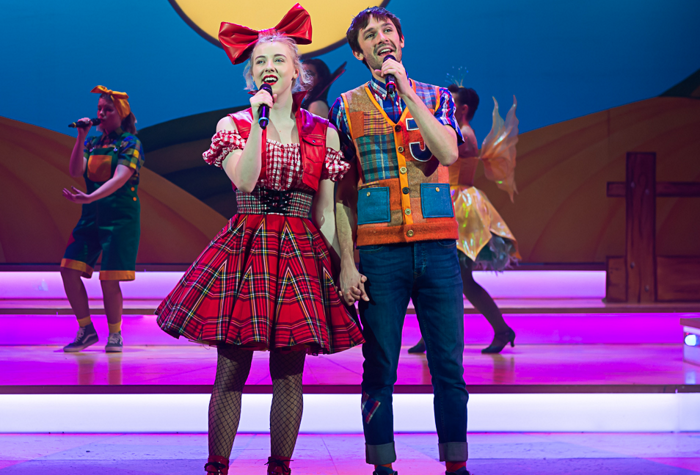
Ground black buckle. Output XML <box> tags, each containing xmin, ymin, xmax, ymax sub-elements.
<box><xmin>258</xmin><ymin>188</ymin><xmax>292</xmax><ymax>214</ymax></box>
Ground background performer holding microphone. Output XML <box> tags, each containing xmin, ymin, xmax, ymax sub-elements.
<box><xmin>61</xmin><ymin>85</ymin><xmax>143</xmax><ymax>353</ymax></box>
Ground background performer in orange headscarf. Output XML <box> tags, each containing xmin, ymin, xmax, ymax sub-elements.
<box><xmin>61</xmin><ymin>86</ymin><xmax>142</xmax><ymax>353</ymax></box>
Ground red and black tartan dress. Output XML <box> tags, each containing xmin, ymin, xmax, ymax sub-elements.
<box><xmin>156</xmin><ymin>106</ymin><xmax>364</xmax><ymax>355</ymax></box>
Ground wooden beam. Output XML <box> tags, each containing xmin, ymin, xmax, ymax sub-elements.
<box><xmin>607</xmin><ymin>181</ymin><xmax>700</xmax><ymax>197</ymax></box>
<box><xmin>607</xmin><ymin>182</ymin><xmax>626</xmax><ymax>197</ymax></box>
<box><xmin>657</xmin><ymin>182</ymin><xmax>700</xmax><ymax>197</ymax></box>
<box><xmin>626</xmin><ymin>152</ymin><xmax>656</xmax><ymax>303</ymax></box>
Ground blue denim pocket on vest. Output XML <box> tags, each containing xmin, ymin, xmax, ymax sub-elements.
<box><xmin>357</xmin><ymin>187</ymin><xmax>390</xmax><ymax>225</ymax></box>
<box><xmin>420</xmin><ymin>183</ymin><xmax>454</xmax><ymax>218</ymax></box>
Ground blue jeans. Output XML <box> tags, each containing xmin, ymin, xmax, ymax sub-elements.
<box><xmin>358</xmin><ymin>240</ymin><xmax>468</xmax><ymax>465</ymax></box>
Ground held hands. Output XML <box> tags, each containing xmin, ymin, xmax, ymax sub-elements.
<box><xmin>338</xmin><ymin>262</ymin><xmax>369</xmax><ymax>305</ymax></box>
<box><xmin>250</xmin><ymin>88</ymin><xmax>276</xmax><ymax>123</ymax></box>
<box><xmin>62</xmin><ymin>186</ymin><xmax>94</xmax><ymax>204</ymax></box>
<box><xmin>374</xmin><ymin>57</ymin><xmax>410</xmax><ymax>96</ymax></box>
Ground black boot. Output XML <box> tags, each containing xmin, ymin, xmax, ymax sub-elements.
<box><xmin>407</xmin><ymin>338</ymin><xmax>426</xmax><ymax>354</ymax></box>
<box><xmin>481</xmin><ymin>328</ymin><xmax>515</xmax><ymax>354</ymax></box>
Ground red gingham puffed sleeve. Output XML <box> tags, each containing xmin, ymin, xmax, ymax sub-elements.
<box><xmin>203</xmin><ymin>130</ymin><xmax>246</xmax><ymax>168</ymax></box>
<box><xmin>321</xmin><ymin>148</ymin><xmax>350</xmax><ymax>182</ymax></box>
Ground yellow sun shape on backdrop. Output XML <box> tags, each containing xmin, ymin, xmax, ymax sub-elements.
<box><xmin>169</xmin><ymin>0</ymin><xmax>391</xmax><ymax>57</ymax></box>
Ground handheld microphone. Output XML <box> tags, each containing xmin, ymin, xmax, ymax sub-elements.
<box><xmin>383</xmin><ymin>54</ymin><xmax>397</xmax><ymax>97</ymax></box>
<box><xmin>68</xmin><ymin>118</ymin><xmax>101</xmax><ymax>128</ymax></box>
<box><xmin>257</xmin><ymin>83</ymin><xmax>273</xmax><ymax>129</ymax></box>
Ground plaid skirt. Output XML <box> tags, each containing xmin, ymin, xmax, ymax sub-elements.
<box><xmin>156</xmin><ymin>191</ymin><xmax>364</xmax><ymax>354</ymax></box>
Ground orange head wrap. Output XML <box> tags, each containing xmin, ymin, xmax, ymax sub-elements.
<box><xmin>91</xmin><ymin>85</ymin><xmax>131</xmax><ymax>119</ymax></box>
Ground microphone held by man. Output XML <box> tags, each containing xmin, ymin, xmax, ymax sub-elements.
<box><xmin>383</xmin><ymin>54</ymin><xmax>397</xmax><ymax>97</ymax></box>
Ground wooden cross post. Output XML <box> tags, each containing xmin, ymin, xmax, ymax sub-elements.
<box><xmin>606</xmin><ymin>152</ymin><xmax>700</xmax><ymax>303</ymax></box>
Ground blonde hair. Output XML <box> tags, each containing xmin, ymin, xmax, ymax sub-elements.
<box><xmin>243</xmin><ymin>32</ymin><xmax>311</xmax><ymax>92</ymax></box>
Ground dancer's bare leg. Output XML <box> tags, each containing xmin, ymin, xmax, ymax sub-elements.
<box><xmin>61</xmin><ymin>268</ymin><xmax>90</xmax><ymax>322</ymax></box>
<box><xmin>101</xmin><ymin>280</ymin><xmax>123</xmax><ymax>327</ymax></box>
<box><xmin>61</xmin><ymin>268</ymin><xmax>99</xmax><ymax>352</ymax></box>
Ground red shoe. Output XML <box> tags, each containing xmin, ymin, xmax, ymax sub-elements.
<box><xmin>205</xmin><ymin>455</ymin><xmax>229</xmax><ymax>474</ymax></box>
<box><xmin>266</xmin><ymin>456</ymin><xmax>291</xmax><ymax>474</ymax></box>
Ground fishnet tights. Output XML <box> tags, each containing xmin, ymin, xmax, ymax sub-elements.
<box><xmin>269</xmin><ymin>350</ymin><xmax>305</xmax><ymax>459</ymax></box>
<box><xmin>208</xmin><ymin>345</ymin><xmax>306</xmax><ymax>462</ymax></box>
<box><xmin>208</xmin><ymin>345</ymin><xmax>253</xmax><ymax>459</ymax></box>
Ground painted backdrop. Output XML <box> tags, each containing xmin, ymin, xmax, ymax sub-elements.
<box><xmin>2</xmin><ymin>0</ymin><xmax>698</xmax><ymax>139</ymax></box>
<box><xmin>1</xmin><ymin>0</ymin><xmax>699</xmax><ymax>265</ymax></box>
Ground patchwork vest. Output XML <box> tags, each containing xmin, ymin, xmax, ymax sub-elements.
<box><xmin>342</xmin><ymin>81</ymin><xmax>458</xmax><ymax>246</ymax></box>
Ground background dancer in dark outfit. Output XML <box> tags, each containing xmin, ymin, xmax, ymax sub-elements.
<box><xmin>409</xmin><ymin>85</ymin><xmax>520</xmax><ymax>355</ymax></box>
<box><xmin>155</xmin><ymin>5</ymin><xmax>363</xmax><ymax>475</ymax></box>
<box><xmin>61</xmin><ymin>86</ymin><xmax>142</xmax><ymax>353</ymax></box>
<box><xmin>301</xmin><ymin>58</ymin><xmax>346</xmax><ymax>117</ymax></box>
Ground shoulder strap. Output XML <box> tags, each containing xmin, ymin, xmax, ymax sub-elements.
<box><xmin>297</xmin><ymin>108</ymin><xmax>328</xmax><ymax>146</ymax></box>
<box><xmin>118</xmin><ymin>132</ymin><xmax>139</xmax><ymax>147</ymax></box>
<box><xmin>228</xmin><ymin>109</ymin><xmax>255</xmax><ymax>140</ymax></box>
<box><xmin>340</xmin><ymin>83</ymin><xmax>372</xmax><ymax>140</ymax></box>
<box><xmin>296</xmin><ymin>108</ymin><xmax>328</xmax><ymax>192</ymax></box>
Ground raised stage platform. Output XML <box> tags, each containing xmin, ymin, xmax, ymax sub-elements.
<box><xmin>1</xmin><ymin>341</ymin><xmax>698</xmax><ymax>433</ymax></box>
<box><xmin>3</xmin><ymin>297</ymin><xmax>700</xmax><ymax>315</ymax></box>
<box><xmin>1</xmin><ymin>271</ymin><xmax>699</xmax><ymax>434</ymax></box>
<box><xmin>1</xmin><ymin>342</ymin><xmax>697</xmax><ymax>393</ymax></box>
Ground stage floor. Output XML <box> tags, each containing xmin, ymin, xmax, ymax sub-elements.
<box><xmin>1</xmin><ymin>343</ymin><xmax>697</xmax><ymax>393</ymax></box>
<box><xmin>1</xmin><ymin>432</ymin><xmax>699</xmax><ymax>474</ymax></box>
<box><xmin>3</xmin><ymin>297</ymin><xmax>700</xmax><ymax>314</ymax></box>
<box><xmin>1</xmin><ymin>311</ymin><xmax>694</xmax><ymax>347</ymax></box>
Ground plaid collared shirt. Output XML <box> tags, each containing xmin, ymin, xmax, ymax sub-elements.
<box><xmin>83</xmin><ymin>128</ymin><xmax>144</xmax><ymax>185</ymax></box>
<box><xmin>329</xmin><ymin>76</ymin><xmax>463</xmax><ymax>162</ymax></box>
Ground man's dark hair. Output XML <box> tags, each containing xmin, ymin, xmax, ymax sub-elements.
<box><xmin>346</xmin><ymin>7</ymin><xmax>403</xmax><ymax>68</ymax></box>
<box><xmin>448</xmin><ymin>84</ymin><xmax>479</xmax><ymax>121</ymax></box>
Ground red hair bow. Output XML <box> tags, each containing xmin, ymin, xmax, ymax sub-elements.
<box><xmin>218</xmin><ymin>3</ymin><xmax>312</xmax><ymax>65</ymax></box>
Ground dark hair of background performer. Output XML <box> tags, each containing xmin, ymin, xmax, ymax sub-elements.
<box><xmin>301</xmin><ymin>58</ymin><xmax>331</xmax><ymax>117</ymax></box>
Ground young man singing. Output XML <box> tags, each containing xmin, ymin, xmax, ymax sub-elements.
<box><xmin>330</xmin><ymin>7</ymin><xmax>470</xmax><ymax>475</ymax></box>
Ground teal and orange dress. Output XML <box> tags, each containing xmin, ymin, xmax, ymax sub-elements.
<box><xmin>60</xmin><ymin>128</ymin><xmax>144</xmax><ymax>281</ymax></box>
